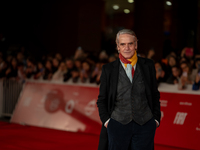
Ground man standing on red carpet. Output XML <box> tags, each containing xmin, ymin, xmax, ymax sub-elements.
<box><xmin>97</xmin><ymin>29</ymin><xmax>161</xmax><ymax>150</ymax></box>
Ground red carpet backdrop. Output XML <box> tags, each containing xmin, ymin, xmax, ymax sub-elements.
<box><xmin>5</xmin><ymin>81</ymin><xmax>200</xmax><ymax>149</ymax></box>
<box><xmin>11</xmin><ymin>81</ymin><xmax>101</xmax><ymax>135</ymax></box>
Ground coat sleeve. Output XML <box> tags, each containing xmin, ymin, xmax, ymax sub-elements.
<box><xmin>149</xmin><ymin>60</ymin><xmax>161</xmax><ymax>124</ymax></box>
<box><xmin>96</xmin><ymin>65</ymin><xmax>110</xmax><ymax>125</ymax></box>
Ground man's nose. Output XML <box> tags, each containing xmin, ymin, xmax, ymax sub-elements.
<box><xmin>124</xmin><ymin>44</ymin><xmax>129</xmax><ymax>50</ymax></box>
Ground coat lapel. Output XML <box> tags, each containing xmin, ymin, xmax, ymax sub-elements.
<box><xmin>110</xmin><ymin>59</ymin><xmax>120</xmax><ymax>104</ymax></box>
<box><xmin>137</xmin><ymin>57</ymin><xmax>151</xmax><ymax>95</ymax></box>
<box><xmin>132</xmin><ymin>64</ymin><xmax>140</xmax><ymax>84</ymax></box>
<box><xmin>132</xmin><ymin>57</ymin><xmax>145</xmax><ymax>84</ymax></box>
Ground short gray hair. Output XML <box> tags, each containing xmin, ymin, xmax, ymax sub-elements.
<box><xmin>116</xmin><ymin>29</ymin><xmax>138</xmax><ymax>45</ymax></box>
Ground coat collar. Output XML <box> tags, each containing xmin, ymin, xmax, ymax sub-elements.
<box><xmin>137</xmin><ymin>56</ymin><xmax>146</xmax><ymax>64</ymax></box>
<box><xmin>111</xmin><ymin>56</ymin><xmax>146</xmax><ymax>80</ymax></box>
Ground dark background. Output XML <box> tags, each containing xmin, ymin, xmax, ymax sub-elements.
<box><xmin>0</xmin><ymin>0</ymin><xmax>200</xmax><ymax>61</ymax></box>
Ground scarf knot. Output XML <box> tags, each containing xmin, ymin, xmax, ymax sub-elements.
<box><xmin>119</xmin><ymin>51</ymin><xmax>138</xmax><ymax>68</ymax></box>
<box><xmin>119</xmin><ymin>52</ymin><xmax>138</xmax><ymax>78</ymax></box>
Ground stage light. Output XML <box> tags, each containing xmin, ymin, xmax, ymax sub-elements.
<box><xmin>124</xmin><ymin>9</ymin><xmax>130</xmax><ymax>14</ymax></box>
<box><xmin>166</xmin><ymin>1</ymin><xmax>172</xmax><ymax>6</ymax></box>
<box><xmin>113</xmin><ymin>5</ymin><xmax>119</xmax><ymax>10</ymax></box>
<box><xmin>128</xmin><ymin>0</ymin><xmax>134</xmax><ymax>3</ymax></box>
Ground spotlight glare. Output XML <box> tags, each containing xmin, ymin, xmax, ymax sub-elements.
<box><xmin>113</xmin><ymin>5</ymin><xmax>119</xmax><ymax>10</ymax></box>
<box><xmin>124</xmin><ymin>9</ymin><xmax>130</xmax><ymax>14</ymax></box>
<box><xmin>128</xmin><ymin>0</ymin><xmax>134</xmax><ymax>3</ymax></box>
<box><xmin>166</xmin><ymin>1</ymin><xmax>172</xmax><ymax>6</ymax></box>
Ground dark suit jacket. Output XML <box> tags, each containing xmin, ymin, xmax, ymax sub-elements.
<box><xmin>96</xmin><ymin>56</ymin><xmax>161</xmax><ymax>150</ymax></box>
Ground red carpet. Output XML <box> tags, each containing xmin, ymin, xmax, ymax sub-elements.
<box><xmin>0</xmin><ymin>122</ymin><xmax>99</xmax><ymax>150</ymax></box>
<box><xmin>0</xmin><ymin>122</ymin><xmax>191</xmax><ymax>150</ymax></box>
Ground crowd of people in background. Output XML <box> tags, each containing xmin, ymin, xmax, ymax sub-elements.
<box><xmin>0</xmin><ymin>46</ymin><xmax>200</xmax><ymax>90</ymax></box>
<box><xmin>151</xmin><ymin>48</ymin><xmax>200</xmax><ymax>91</ymax></box>
<box><xmin>0</xmin><ymin>47</ymin><xmax>115</xmax><ymax>85</ymax></box>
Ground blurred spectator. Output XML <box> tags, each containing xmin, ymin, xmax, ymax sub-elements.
<box><xmin>95</xmin><ymin>64</ymin><xmax>104</xmax><ymax>84</ymax></box>
<box><xmin>52</xmin><ymin>61</ymin><xmax>67</xmax><ymax>81</ymax></box>
<box><xmin>192</xmin><ymin>73</ymin><xmax>200</xmax><ymax>90</ymax></box>
<box><xmin>17</xmin><ymin>62</ymin><xmax>26</xmax><ymax>82</ymax></box>
<box><xmin>99</xmin><ymin>50</ymin><xmax>108</xmax><ymax>62</ymax></box>
<box><xmin>180</xmin><ymin>47</ymin><xmax>194</xmax><ymax>67</ymax></box>
<box><xmin>64</xmin><ymin>59</ymin><xmax>79</xmax><ymax>82</ymax></box>
<box><xmin>168</xmin><ymin>51</ymin><xmax>177</xmax><ymax>58</ymax></box>
<box><xmin>43</xmin><ymin>60</ymin><xmax>53</xmax><ymax>80</ymax></box>
<box><xmin>195</xmin><ymin>54</ymin><xmax>200</xmax><ymax>59</ymax></box>
<box><xmin>16</xmin><ymin>52</ymin><xmax>26</xmax><ymax>66</ymax></box>
<box><xmin>0</xmin><ymin>55</ymin><xmax>7</xmax><ymax>78</ymax></box>
<box><xmin>114</xmin><ymin>52</ymin><xmax>119</xmax><ymax>59</ymax></box>
<box><xmin>155</xmin><ymin>61</ymin><xmax>166</xmax><ymax>85</ymax></box>
<box><xmin>55</xmin><ymin>53</ymin><xmax>63</xmax><ymax>62</ymax></box>
<box><xmin>93</xmin><ymin>61</ymin><xmax>107</xmax><ymax>85</ymax></box>
<box><xmin>108</xmin><ymin>55</ymin><xmax>116</xmax><ymax>63</ymax></box>
<box><xmin>147</xmin><ymin>48</ymin><xmax>155</xmax><ymax>60</ymax></box>
<box><xmin>179</xmin><ymin>56</ymin><xmax>187</xmax><ymax>64</ymax></box>
<box><xmin>192</xmin><ymin>58</ymin><xmax>200</xmax><ymax>90</ymax></box>
<box><xmin>80</xmin><ymin>61</ymin><xmax>92</xmax><ymax>83</ymax></box>
<box><xmin>74</xmin><ymin>47</ymin><xmax>86</xmax><ymax>60</ymax></box>
<box><xmin>166</xmin><ymin>65</ymin><xmax>180</xmax><ymax>84</ymax></box>
<box><xmin>167</xmin><ymin>55</ymin><xmax>177</xmax><ymax>68</ymax></box>
<box><xmin>6</xmin><ymin>55</ymin><xmax>13</xmax><ymax>64</ymax></box>
<box><xmin>74</xmin><ymin>59</ymin><xmax>82</xmax><ymax>71</ymax></box>
<box><xmin>138</xmin><ymin>53</ymin><xmax>146</xmax><ymax>58</ymax></box>
<box><xmin>52</xmin><ymin>58</ymin><xmax>60</xmax><ymax>73</ymax></box>
<box><xmin>84</xmin><ymin>53</ymin><xmax>96</xmax><ymax>68</ymax></box>
<box><xmin>180</xmin><ymin>47</ymin><xmax>186</xmax><ymax>57</ymax></box>
<box><xmin>178</xmin><ymin>61</ymin><xmax>195</xmax><ymax>90</ymax></box>
<box><xmin>165</xmin><ymin>55</ymin><xmax>177</xmax><ymax>78</ymax></box>
<box><xmin>34</xmin><ymin>62</ymin><xmax>45</xmax><ymax>80</ymax></box>
<box><xmin>19</xmin><ymin>46</ymin><xmax>27</xmax><ymax>57</ymax></box>
<box><xmin>181</xmin><ymin>47</ymin><xmax>194</xmax><ymax>59</ymax></box>
<box><xmin>5</xmin><ymin>57</ymin><xmax>18</xmax><ymax>79</ymax></box>
<box><xmin>90</xmin><ymin>62</ymin><xmax>101</xmax><ymax>84</ymax></box>
<box><xmin>26</xmin><ymin>57</ymin><xmax>37</xmax><ymax>79</ymax></box>
<box><xmin>192</xmin><ymin>57</ymin><xmax>200</xmax><ymax>72</ymax></box>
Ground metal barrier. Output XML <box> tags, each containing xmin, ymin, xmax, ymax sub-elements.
<box><xmin>0</xmin><ymin>79</ymin><xmax>24</xmax><ymax>117</ymax></box>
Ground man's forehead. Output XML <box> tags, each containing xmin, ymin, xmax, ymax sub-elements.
<box><xmin>118</xmin><ymin>34</ymin><xmax>134</xmax><ymax>42</ymax></box>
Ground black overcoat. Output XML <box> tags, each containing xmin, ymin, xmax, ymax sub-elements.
<box><xmin>96</xmin><ymin>56</ymin><xmax>161</xmax><ymax>150</ymax></box>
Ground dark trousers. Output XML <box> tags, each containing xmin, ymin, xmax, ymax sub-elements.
<box><xmin>107</xmin><ymin>118</ymin><xmax>156</xmax><ymax>150</ymax></box>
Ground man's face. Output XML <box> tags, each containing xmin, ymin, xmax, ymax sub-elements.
<box><xmin>117</xmin><ymin>34</ymin><xmax>137</xmax><ymax>59</ymax></box>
